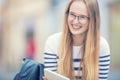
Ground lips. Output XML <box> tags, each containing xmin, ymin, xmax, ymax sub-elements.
<box><xmin>72</xmin><ymin>26</ymin><xmax>82</xmax><ymax>30</ymax></box>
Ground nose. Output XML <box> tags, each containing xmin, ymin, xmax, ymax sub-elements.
<box><xmin>73</xmin><ymin>17</ymin><xmax>79</xmax><ymax>25</ymax></box>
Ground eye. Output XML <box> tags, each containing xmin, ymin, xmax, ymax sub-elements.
<box><xmin>80</xmin><ymin>15</ymin><xmax>87</xmax><ymax>19</ymax></box>
<box><xmin>69</xmin><ymin>13</ymin><xmax>76</xmax><ymax>17</ymax></box>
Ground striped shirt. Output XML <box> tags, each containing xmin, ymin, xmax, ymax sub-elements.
<box><xmin>44</xmin><ymin>32</ymin><xmax>110</xmax><ymax>80</ymax></box>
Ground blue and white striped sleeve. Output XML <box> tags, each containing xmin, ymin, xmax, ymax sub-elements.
<box><xmin>43</xmin><ymin>35</ymin><xmax>58</xmax><ymax>72</ymax></box>
<box><xmin>99</xmin><ymin>37</ymin><xmax>111</xmax><ymax>80</ymax></box>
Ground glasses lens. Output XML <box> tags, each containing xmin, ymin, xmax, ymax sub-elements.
<box><xmin>68</xmin><ymin>12</ymin><xmax>89</xmax><ymax>24</ymax></box>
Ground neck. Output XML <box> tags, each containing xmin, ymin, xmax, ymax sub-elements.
<box><xmin>72</xmin><ymin>34</ymin><xmax>86</xmax><ymax>46</ymax></box>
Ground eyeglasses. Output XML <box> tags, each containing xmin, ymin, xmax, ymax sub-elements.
<box><xmin>68</xmin><ymin>12</ymin><xmax>89</xmax><ymax>24</ymax></box>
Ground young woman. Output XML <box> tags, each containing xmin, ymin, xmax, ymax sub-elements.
<box><xmin>44</xmin><ymin>0</ymin><xmax>110</xmax><ymax>80</ymax></box>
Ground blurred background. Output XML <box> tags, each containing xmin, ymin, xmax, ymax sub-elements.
<box><xmin>0</xmin><ymin>0</ymin><xmax>120</xmax><ymax>80</ymax></box>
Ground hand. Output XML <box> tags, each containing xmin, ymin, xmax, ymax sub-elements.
<box><xmin>43</xmin><ymin>76</ymin><xmax>48</xmax><ymax>80</ymax></box>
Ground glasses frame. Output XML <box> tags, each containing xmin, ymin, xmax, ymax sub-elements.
<box><xmin>67</xmin><ymin>12</ymin><xmax>90</xmax><ymax>24</ymax></box>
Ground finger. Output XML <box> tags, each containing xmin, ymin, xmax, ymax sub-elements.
<box><xmin>43</xmin><ymin>76</ymin><xmax>48</xmax><ymax>80</ymax></box>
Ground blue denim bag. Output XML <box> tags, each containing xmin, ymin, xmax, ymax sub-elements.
<box><xmin>14</xmin><ymin>58</ymin><xmax>44</xmax><ymax>80</ymax></box>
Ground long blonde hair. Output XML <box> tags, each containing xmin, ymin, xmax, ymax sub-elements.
<box><xmin>58</xmin><ymin>0</ymin><xmax>100</xmax><ymax>80</ymax></box>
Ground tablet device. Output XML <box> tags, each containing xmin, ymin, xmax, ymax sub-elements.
<box><xmin>44</xmin><ymin>69</ymin><xmax>70</xmax><ymax>80</ymax></box>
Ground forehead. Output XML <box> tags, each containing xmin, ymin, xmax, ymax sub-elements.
<box><xmin>69</xmin><ymin>1</ymin><xmax>88</xmax><ymax>16</ymax></box>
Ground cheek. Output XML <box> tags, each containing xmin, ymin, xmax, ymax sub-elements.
<box><xmin>84</xmin><ymin>24</ymin><xmax>89</xmax><ymax>31</ymax></box>
<box><xmin>67</xmin><ymin>18</ymin><xmax>72</xmax><ymax>27</ymax></box>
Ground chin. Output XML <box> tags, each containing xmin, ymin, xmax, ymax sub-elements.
<box><xmin>71</xmin><ymin>31</ymin><xmax>83</xmax><ymax>36</ymax></box>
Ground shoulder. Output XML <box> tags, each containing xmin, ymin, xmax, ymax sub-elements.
<box><xmin>45</xmin><ymin>32</ymin><xmax>62</xmax><ymax>47</ymax></box>
<box><xmin>47</xmin><ymin>32</ymin><xmax>61</xmax><ymax>42</ymax></box>
<box><xmin>99</xmin><ymin>36</ymin><xmax>110</xmax><ymax>56</ymax></box>
<box><xmin>44</xmin><ymin>32</ymin><xmax>62</xmax><ymax>54</ymax></box>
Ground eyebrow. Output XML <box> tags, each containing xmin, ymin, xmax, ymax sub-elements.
<box><xmin>69</xmin><ymin>11</ymin><xmax>76</xmax><ymax>14</ymax></box>
<box><xmin>69</xmin><ymin>11</ymin><xmax>88</xmax><ymax>17</ymax></box>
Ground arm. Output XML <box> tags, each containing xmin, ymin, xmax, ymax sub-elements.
<box><xmin>44</xmin><ymin>36</ymin><xmax>58</xmax><ymax>72</ymax></box>
<box><xmin>99</xmin><ymin>37</ymin><xmax>111</xmax><ymax>80</ymax></box>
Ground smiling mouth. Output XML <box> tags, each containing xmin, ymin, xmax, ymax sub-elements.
<box><xmin>72</xmin><ymin>26</ymin><xmax>82</xmax><ymax>30</ymax></box>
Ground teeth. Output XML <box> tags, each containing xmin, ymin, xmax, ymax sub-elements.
<box><xmin>73</xmin><ymin>26</ymin><xmax>81</xmax><ymax>29</ymax></box>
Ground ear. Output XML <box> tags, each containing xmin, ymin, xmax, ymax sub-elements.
<box><xmin>65</xmin><ymin>9</ymin><xmax>69</xmax><ymax>14</ymax></box>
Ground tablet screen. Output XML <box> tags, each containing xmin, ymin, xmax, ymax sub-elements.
<box><xmin>44</xmin><ymin>69</ymin><xmax>70</xmax><ymax>80</ymax></box>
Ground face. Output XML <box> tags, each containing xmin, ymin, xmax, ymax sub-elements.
<box><xmin>67</xmin><ymin>1</ymin><xmax>89</xmax><ymax>36</ymax></box>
